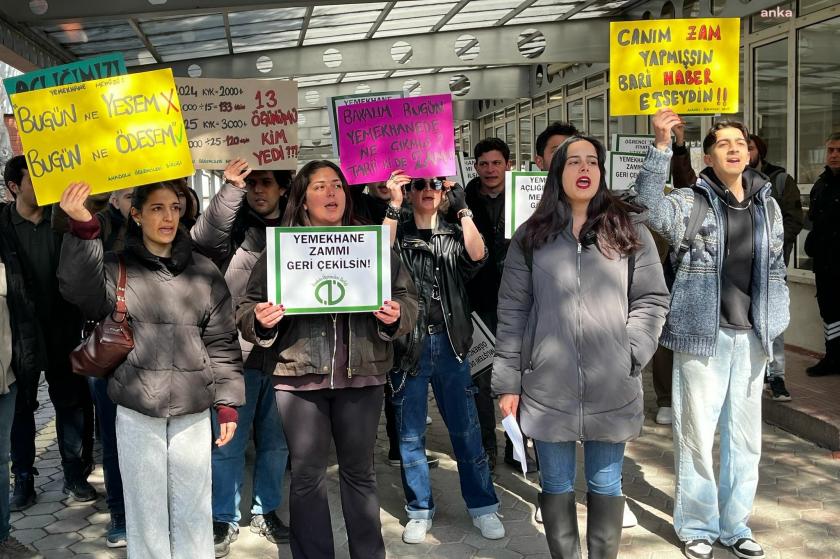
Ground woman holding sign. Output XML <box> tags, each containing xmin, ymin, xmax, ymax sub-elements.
<box><xmin>493</xmin><ymin>136</ymin><xmax>669</xmax><ymax>559</ymax></box>
<box><xmin>237</xmin><ymin>160</ymin><xmax>418</xmax><ymax>559</ymax></box>
<box><xmin>385</xmin><ymin>174</ymin><xmax>505</xmax><ymax>545</ymax></box>
<box><xmin>56</xmin><ymin>181</ymin><xmax>245</xmax><ymax>559</ymax></box>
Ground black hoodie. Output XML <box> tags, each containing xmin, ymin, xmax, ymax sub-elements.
<box><xmin>699</xmin><ymin>167</ymin><xmax>768</xmax><ymax>330</ymax></box>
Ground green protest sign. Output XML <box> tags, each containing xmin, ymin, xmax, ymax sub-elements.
<box><xmin>3</xmin><ymin>53</ymin><xmax>127</xmax><ymax>95</ymax></box>
<box><xmin>266</xmin><ymin>225</ymin><xmax>391</xmax><ymax>314</ymax></box>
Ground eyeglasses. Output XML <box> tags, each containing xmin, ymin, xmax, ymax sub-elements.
<box><xmin>410</xmin><ymin>179</ymin><xmax>445</xmax><ymax>191</ymax></box>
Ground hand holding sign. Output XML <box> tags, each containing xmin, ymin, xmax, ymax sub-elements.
<box><xmin>223</xmin><ymin>158</ymin><xmax>251</xmax><ymax>189</ymax></box>
<box><xmin>60</xmin><ymin>182</ymin><xmax>94</xmax><ymax>223</ymax></box>
<box><xmin>255</xmin><ymin>302</ymin><xmax>285</xmax><ymax>329</ymax></box>
<box><xmin>373</xmin><ymin>300</ymin><xmax>401</xmax><ymax>325</ymax></box>
<box><xmin>446</xmin><ymin>182</ymin><xmax>468</xmax><ymax>213</ymax></box>
<box><xmin>652</xmin><ymin>109</ymin><xmax>683</xmax><ymax>150</ymax></box>
<box><xmin>385</xmin><ymin>169</ymin><xmax>411</xmax><ymax>207</ymax></box>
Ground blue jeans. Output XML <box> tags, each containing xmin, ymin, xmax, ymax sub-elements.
<box><xmin>766</xmin><ymin>332</ymin><xmax>785</xmax><ymax>380</ymax></box>
<box><xmin>534</xmin><ymin>440</ymin><xmax>625</xmax><ymax>496</ymax></box>
<box><xmin>390</xmin><ymin>332</ymin><xmax>499</xmax><ymax>520</ymax></box>
<box><xmin>1</xmin><ymin>383</ymin><xmax>17</xmax><ymax>542</ymax></box>
<box><xmin>211</xmin><ymin>368</ymin><xmax>288</xmax><ymax>524</ymax></box>
<box><xmin>672</xmin><ymin>328</ymin><xmax>766</xmax><ymax>546</ymax></box>
<box><xmin>89</xmin><ymin>377</ymin><xmax>125</xmax><ymax>516</ymax></box>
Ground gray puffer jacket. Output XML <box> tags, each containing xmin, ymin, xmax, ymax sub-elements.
<box><xmin>58</xmin><ymin>229</ymin><xmax>245</xmax><ymax>418</ymax></box>
<box><xmin>492</xmin><ymin>221</ymin><xmax>669</xmax><ymax>443</ymax></box>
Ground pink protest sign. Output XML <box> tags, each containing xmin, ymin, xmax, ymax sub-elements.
<box><xmin>337</xmin><ymin>94</ymin><xmax>456</xmax><ymax>184</ymax></box>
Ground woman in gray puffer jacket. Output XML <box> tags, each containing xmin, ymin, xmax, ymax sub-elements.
<box><xmin>57</xmin><ymin>181</ymin><xmax>244</xmax><ymax>559</ymax></box>
<box><xmin>492</xmin><ymin>136</ymin><xmax>669</xmax><ymax>559</ymax></box>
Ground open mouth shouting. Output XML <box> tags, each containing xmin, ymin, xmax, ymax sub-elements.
<box><xmin>576</xmin><ymin>176</ymin><xmax>592</xmax><ymax>189</ymax></box>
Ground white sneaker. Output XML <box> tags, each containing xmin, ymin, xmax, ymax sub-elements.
<box><xmin>402</xmin><ymin>519</ymin><xmax>432</xmax><ymax>544</ymax></box>
<box><xmin>655</xmin><ymin>406</ymin><xmax>673</xmax><ymax>425</ymax></box>
<box><xmin>623</xmin><ymin>501</ymin><xmax>638</xmax><ymax>528</ymax></box>
<box><xmin>473</xmin><ymin>513</ymin><xmax>505</xmax><ymax>539</ymax></box>
<box><xmin>426</xmin><ymin>416</ymin><xmax>432</xmax><ymax>425</ymax></box>
<box><xmin>535</xmin><ymin>506</ymin><xmax>542</xmax><ymax>523</ymax></box>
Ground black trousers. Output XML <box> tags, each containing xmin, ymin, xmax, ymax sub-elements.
<box><xmin>276</xmin><ymin>385</ymin><xmax>385</xmax><ymax>559</ymax></box>
<box><xmin>815</xmin><ymin>270</ymin><xmax>840</xmax><ymax>360</ymax></box>
<box><xmin>11</xmin><ymin>355</ymin><xmax>94</xmax><ymax>481</ymax></box>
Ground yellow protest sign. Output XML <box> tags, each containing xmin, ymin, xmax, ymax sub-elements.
<box><xmin>609</xmin><ymin>18</ymin><xmax>740</xmax><ymax>116</ymax></box>
<box><xmin>10</xmin><ymin>69</ymin><xmax>194</xmax><ymax>206</ymax></box>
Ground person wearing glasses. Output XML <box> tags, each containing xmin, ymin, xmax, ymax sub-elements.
<box><xmin>382</xmin><ymin>173</ymin><xmax>504</xmax><ymax>545</ymax></box>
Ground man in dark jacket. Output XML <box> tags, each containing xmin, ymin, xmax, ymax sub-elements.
<box><xmin>463</xmin><ymin>138</ymin><xmax>511</xmax><ymax>470</ymax></box>
<box><xmin>190</xmin><ymin>159</ymin><xmax>292</xmax><ymax>557</ymax></box>
<box><xmin>805</xmin><ymin>132</ymin><xmax>840</xmax><ymax>376</ymax></box>
<box><xmin>1</xmin><ymin>156</ymin><xmax>95</xmax><ymax>511</ymax></box>
<box><xmin>747</xmin><ymin>135</ymin><xmax>803</xmax><ymax>399</ymax></box>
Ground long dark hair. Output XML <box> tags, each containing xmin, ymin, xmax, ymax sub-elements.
<box><xmin>282</xmin><ymin>160</ymin><xmax>356</xmax><ymax>227</ymax></box>
<box><xmin>523</xmin><ymin>135</ymin><xmax>641</xmax><ymax>257</ymax></box>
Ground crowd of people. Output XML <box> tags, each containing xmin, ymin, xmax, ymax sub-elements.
<box><xmin>0</xmin><ymin>107</ymin><xmax>838</xmax><ymax>559</ymax></box>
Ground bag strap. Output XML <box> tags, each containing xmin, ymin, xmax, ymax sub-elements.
<box><xmin>114</xmin><ymin>255</ymin><xmax>128</xmax><ymax>319</ymax></box>
<box><xmin>674</xmin><ymin>187</ymin><xmax>709</xmax><ymax>269</ymax></box>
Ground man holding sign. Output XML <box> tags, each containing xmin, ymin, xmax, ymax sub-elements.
<box><xmin>236</xmin><ymin>160</ymin><xmax>418</xmax><ymax>559</ymax></box>
<box><xmin>636</xmin><ymin>110</ymin><xmax>788</xmax><ymax>559</ymax></box>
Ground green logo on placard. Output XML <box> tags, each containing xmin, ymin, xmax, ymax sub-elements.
<box><xmin>315</xmin><ymin>279</ymin><xmax>346</xmax><ymax>305</ymax></box>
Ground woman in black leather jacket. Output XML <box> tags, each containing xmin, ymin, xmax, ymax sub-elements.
<box><xmin>384</xmin><ymin>173</ymin><xmax>504</xmax><ymax>545</ymax></box>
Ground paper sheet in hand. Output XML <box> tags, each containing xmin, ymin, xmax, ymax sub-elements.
<box><xmin>501</xmin><ymin>415</ymin><xmax>528</xmax><ymax>477</ymax></box>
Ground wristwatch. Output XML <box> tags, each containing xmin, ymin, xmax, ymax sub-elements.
<box><xmin>457</xmin><ymin>208</ymin><xmax>474</xmax><ymax>220</ymax></box>
<box><xmin>385</xmin><ymin>204</ymin><xmax>402</xmax><ymax>221</ymax></box>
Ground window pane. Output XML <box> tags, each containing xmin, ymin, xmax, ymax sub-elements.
<box><xmin>587</xmin><ymin>95</ymin><xmax>606</xmax><ymax>145</ymax></box>
<box><xmin>796</xmin><ymin>16</ymin><xmax>840</xmax><ymax>269</ymax></box>
<box><xmin>533</xmin><ymin>112</ymin><xmax>547</xmax><ymax>148</ymax></box>
<box><xmin>519</xmin><ymin>116</ymin><xmax>532</xmax><ymax>169</ymax></box>
<box><xmin>548</xmin><ymin>105</ymin><xmax>563</xmax><ymax>122</ymax></box>
<box><xmin>505</xmin><ymin>121</ymin><xmax>517</xmax><ymax>168</ymax></box>
<box><xmin>797</xmin><ymin>17</ymin><xmax>840</xmax><ymax>186</ymax></box>
<box><xmin>567</xmin><ymin>99</ymin><xmax>584</xmax><ymax>133</ymax></box>
<box><xmin>799</xmin><ymin>0</ymin><xmax>836</xmax><ymax>15</ymax></box>
<box><xmin>754</xmin><ymin>39</ymin><xmax>789</xmax><ymax>169</ymax></box>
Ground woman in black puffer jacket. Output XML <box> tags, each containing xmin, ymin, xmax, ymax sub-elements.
<box><xmin>58</xmin><ymin>181</ymin><xmax>244</xmax><ymax>559</ymax></box>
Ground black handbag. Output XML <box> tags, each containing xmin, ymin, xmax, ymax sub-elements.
<box><xmin>69</xmin><ymin>256</ymin><xmax>134</xmax><ymax>378</ymax></box>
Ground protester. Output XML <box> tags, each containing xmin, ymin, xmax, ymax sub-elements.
<box><xmin>462</xmin><ymin>138</ymin><xmax>513</xmax><ymax>470</ymax></box>
<box><xmin>385</xmin><ymin>174</ymin><xmax>504</xmax><ymax>544</ymax></box>
<box><xmin>534</xmin><ymin>122</ymin><xmax>580</xmax><ymax>172</ymax></box>
<box><xmin>191</xmin><ymin>159</ymin><xmax>293</xmax><ymax>557</ymax></box>
<box><xmin>236</xmin><ymin>160</ymin><xmax>418</xmax><ymax>559</ymax></box>
<box><xmin>0</xmin><ymin>213</ymin><xmax>42</xmax><ymax>558</ymax></box>
<box><xmin>494</xmin><ymin>135</ymin><xmax>669</xmax><ymax>559</ymax></box>
<box><xmin>1</xmin><ymin>156</ymin><xmax>95</xmax><ymax>511</ymax></box>
<box><xmin>57</xmin><ymin>181</ymin><xmax>245</xmax><ymax>559</ymax></box>
<box><xmin>636</xmin><ymin>109</ymin><xmax>789</xmax><ymax>559</ymax></box>
<box><xmin>747</xmin><ymin>134</ymin><xmax>803</xmax><ymax>399</ymax></box>
<box><xmin>804</xmin><ymin>132</ymin><xmax>840</xmax><ymax>377</ymax></box>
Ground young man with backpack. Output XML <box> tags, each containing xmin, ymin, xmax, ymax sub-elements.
<box><xmin>636</xmin><ymin>109</ymin><xmax>789</xmax><ymax>559</ymax></box>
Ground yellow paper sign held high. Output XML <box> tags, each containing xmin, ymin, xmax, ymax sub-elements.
<box><xmin>609</xmin><ymin>18</ymin><xmax>740</xmax><ymax>116</ymax></box>
<box><xmin>10</xmin><ymin>68</ymin><xmax>195</xmax><ymax>206</ymax></box>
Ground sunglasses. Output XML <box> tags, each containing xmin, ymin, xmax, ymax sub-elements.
<box><xmin>410</xmin><ymin>178</ymin><xmax>445</xmax><ymax>191</ymax></box>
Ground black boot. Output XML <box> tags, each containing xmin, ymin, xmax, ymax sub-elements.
<box><xmin>586</xmin><ymin>493</ymin><xmax>625</xmax><ymax>559</ymax></box>
<box><xmin>10</xmin><ymin>472</ymin><xmax>36</xmax><ymax>511</ymax></box>
<box><xmin>538</xmin><ymin>492</ymin><xmax>581</xmax><ymax>559</ymax></box>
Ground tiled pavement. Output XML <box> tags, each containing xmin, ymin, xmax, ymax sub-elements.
<box><xmin>10</xmin><ymin>359</ymin><xmax>840</xmax><ymax>559</ymax></box>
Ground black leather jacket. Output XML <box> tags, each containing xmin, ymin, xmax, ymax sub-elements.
<box><xmin>394</xmin><ymin>214</ymin><xmax>487</xmax><ymax>372</ymax></box>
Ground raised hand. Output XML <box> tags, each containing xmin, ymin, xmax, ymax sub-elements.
<box><xmin>59</xmin><ymin>182</ymin><xmax>94</xmax><ymax>222</ymax></box>
<box><xmin>223</xmin><ymin>158</ymin><xmax>251</xmax><ymax>188</ymax></box>
<box><xmin>652</xmin><ymin>109</ymin><xmax>683</xmax><ymax>151</ymax></box>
